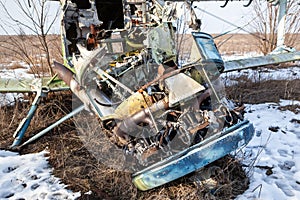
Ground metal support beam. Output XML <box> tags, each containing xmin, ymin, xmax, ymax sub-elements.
<box><xmin>11</xmin><ymin>89</ymin><xmax>44</xmax><ymax>148</ymax></box>
<box><xmin>270</xmin><ymin>0</ymin><xmax>294</xmax><ymax>53</ymax></box>
<box><xmin>19</xmin><ymin>104</ymin><xmax>85</xmax><ymax>148</ymax></box>
<box><xmin>0</xmin><ymin>77</ymin><xmax>69</xmax><ymax>93</ymax></box>
<box><xmin>277</xmin><ymin>0</ymin><xmax>287</xmax><ymax>48</ymax></box>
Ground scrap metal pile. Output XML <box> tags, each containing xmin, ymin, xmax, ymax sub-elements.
<box><xmin>52</xmin><ymin>0</ymin><xmax>253</xmax><ymax>177</ymax></box>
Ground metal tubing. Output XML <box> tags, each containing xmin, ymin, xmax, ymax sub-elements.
<box><xmin>142</xmin><ymin>0</ymin><xmax>147</xmax><ymax>23</ymax></box>
<box><xmin>94</xmin><ymin>67</ymin><xmax>134</xmax><ymax>95</ymax></box>
<box><xmin>53</xmin><ymin>61</ymin><xmax>91</xmax><ymax>107</ymax></box>
<box><xmin>20</xmin><ymin>104</ymin><xmax>85</xmax><ymax>147</ymax></box>
<box><xmin>11</xmin><ymin>91</ymin><xmax>42</xmax><ymax>148</ymax></box>
<box><xmin>11</xmin><ymin>105</ymin><xmax>38</xmax><ymax>148</ymax></box>
<box><xmin>114</xmin><ymin>98</ymin><xmax>168</xmax><ymax>137</ymax></box>
<box><xmin>277</xmin><ymin>0</ymin><xmax>287</xmax><ymax>48</ymax></box>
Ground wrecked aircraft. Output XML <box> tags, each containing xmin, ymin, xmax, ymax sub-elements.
<box><xmin>1</xmin><ymin>0</ymin><xmax>299</xmax><ymax>191</ymax></box>
<box><xmin>52</xmin><ymin>0</ymin><xmax>254</xmax><ymax>190</ymax></box>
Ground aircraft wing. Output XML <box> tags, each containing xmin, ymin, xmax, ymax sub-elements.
<box><xmin>223</xmin><ymin>51</ymin><xmax>300</xmax><ymax>73</ymax></box>
<box><xmin>0</xmin><ymin>77</ymin><xmax>69</xmax><ymax>93</ymax></box>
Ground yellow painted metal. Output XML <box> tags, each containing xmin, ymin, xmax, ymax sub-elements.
<box><xmin>114</xmin><ymin>91</ymin><xmax>152</xmax><ymax>119</ymax></box>
<box><xmin>132</xmin><ymin>176</ymin><xmax>148</xmax><ymax>191</ymax></box>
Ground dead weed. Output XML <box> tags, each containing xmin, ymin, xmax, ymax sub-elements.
<box><xmin>225</xmin><ymin>78</ymin><xmax>300</xmax><ymax>104</ymax></box>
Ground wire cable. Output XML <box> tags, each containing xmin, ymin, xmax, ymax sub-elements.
<box><xmin>195</xmin><ymin>6</ymin><xmax>277</xmax><ymax>47</ymax></box>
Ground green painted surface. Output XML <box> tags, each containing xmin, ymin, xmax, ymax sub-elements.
<box><xmin>0</xmin><ymin>77</ymin><xmax>69</xmax><ymax>93</ymax></box>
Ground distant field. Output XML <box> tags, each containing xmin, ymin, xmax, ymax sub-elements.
<box><xmin>0</xmin><ymin>34</ymin><xmax>61</xmax><ymax>71</ymax></box>
<box><xmin>1</xmin><ymin>33</ymin><xmax>299</xmax><ymax>69</ymax></box>
<box><xmin>178</xmin><ymin>33</ymin><xmax>300</xmax><ymax>56</ymax></box>
<box><xmin>213</xmin><ymin>33</ymin><xmax>300</xmax><ymax>54</ymax></box>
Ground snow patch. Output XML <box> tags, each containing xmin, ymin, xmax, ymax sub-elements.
<box><xmin>222</xmin><ymin>52</ymin><xmax>264</xmax><ymax>61</ymax></box>
<box><xmin>0</xmin><ymin>150</ymin><xmax>80</xmax><ymax>200</ymax></box>
<box><xmin>0</xmin><ymin>93</ymin><xmax>24</xmax><ymax>106</ymax></box>
<box><xmin>237</xmin><ymin>100</ymin><xmax>300</xmax><ymax>200</ymax></box>
<box><xmin>0</xmin><ymin>61</ymin><xmax>34</xmax><ymax>79</ymax></box>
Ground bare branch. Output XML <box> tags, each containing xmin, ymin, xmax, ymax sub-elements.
<box><xmin>251</xmin><ymin>1</ymin><xmax>300</xmax><ymax>54</ymax></box>
<box><xmin>0</xmin><ymin>0</ymin><xmax>59</xmax><ymax>76</ymax></box>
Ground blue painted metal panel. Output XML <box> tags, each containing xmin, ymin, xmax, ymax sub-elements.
<box><xmin>132</xmin><ymin>120</ymin><xmax>254</xmax><ymax>190</ymax></box>
<box><xmin>11</xmin><ymin>104</ymin><xmax>38</xmax><ymax>147</ymax></box>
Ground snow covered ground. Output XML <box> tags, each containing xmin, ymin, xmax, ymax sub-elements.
<box><xmin>222</xmin><ymin>66</ymin><xmax>300</xmax><ymax>86</ymax></box>
<box><xmin>0</xmin><ymin>150</ymin><xmax>80</xmax><ymax>200</ymax></box>
<box><xmin>0</xmin><ymin>61</ymin><xmax>34</xmax><ymax>79</ymax></box>
<box><xmin>238</xmin><ymin>100</ymin><xmax>300</xmax><ymax>200</ymax></box>
<box><xmin>0</xmin><ymin>62</ymin><xmax>80</xmax><ymax>199</ymax></box>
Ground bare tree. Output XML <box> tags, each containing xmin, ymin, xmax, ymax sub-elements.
<box><xmin>284</xmin><ymin>0</ymin><xmax>300</xmax><ymax>46</ymax></box>
<box><xmin>251</xmin><ymin>0</ymin><xmax>300</xmax><ymax>55</ymax></box>
<box><xmin>0</xmin><ymin>0</ymin><xmax>60</xmax><ymax>77</ymax></box>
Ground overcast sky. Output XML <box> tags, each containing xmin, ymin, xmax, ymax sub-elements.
<box><xmin>0</xmin><ymin>1</ymin><xmax>255</xmax><ymax>35</ymax></box>
<box><xmin>194</xmin><ymin>1</ymin><xmax>255</xmax><ymax>33</ymax></box>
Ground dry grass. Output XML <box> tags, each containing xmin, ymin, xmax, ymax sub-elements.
<box><xmin>0</xmin><ymin>91</ymin><xmax>249</xmax><ymax>199</ymax></box>
<box><xmin>213</xmin><ymin>34</ymin><xmax>261</xmax><ymax>54</ymax></box>
<box><xmin>225</xmin><ymin>75</ymin><xmax>300</xmax><ymax>104</ymax></box>
<box><xmin>177</xmin><ymin>33</ymin><xmax>300</xmax><ymax>56</ymax></box>
<box><xmin>0</xmin><ymin>34</ymin><xmax>62</xmax><ymax>76</ymax></box>
<box><xmin>9</xmin><ymin>62</ymin><xmax>27</xmax><ymax>70</ymax></box>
